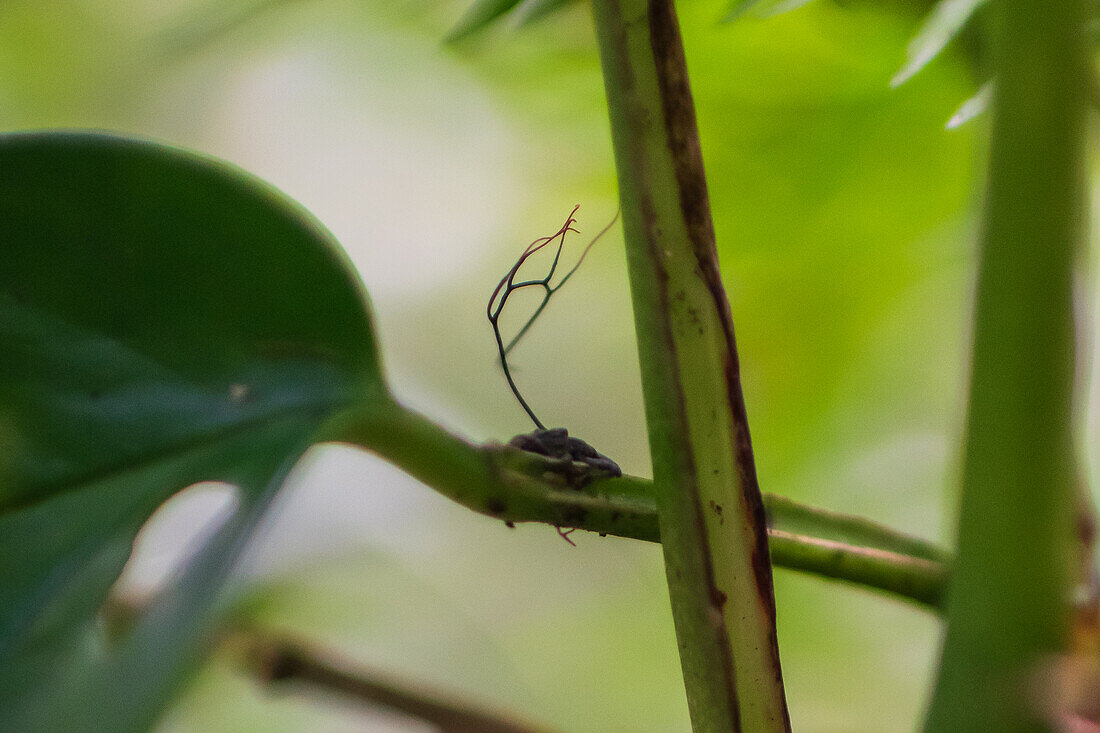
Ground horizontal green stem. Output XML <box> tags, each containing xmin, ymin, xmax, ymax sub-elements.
<box><xmin>764</xmin><ymin>494</ymin><xmax>950</xmax><ymax>566</ymax></box>
<box><xmin>323</xmin><ymin>397</ymin><xmax>949</xmax><ymax>609</ymax></box>
<box><xmin>768</xmin><ymin>530</ymin><xmax>944</xmax><ymax>607</ymax></box>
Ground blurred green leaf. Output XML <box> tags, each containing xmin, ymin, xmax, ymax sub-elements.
<box><xmin>157</xmin><ymin>0</ymin><xmax>309</xmax><ymax>57</ymax></box>
<box><xmin>946</xmin><ymin>80</ymin><xmax>992</xmax><ymax>128</ymax></box>
<box><xmin>446</xmin><ymin>0</ymin><xmax>585</xmax><ymax>41</ymax></box>
<box><xmin>892</xmin><ymin>0</ymin><xmax>986</xmax><ymax>87</ymax></box>
<box><xmin>0</xmin><ymin>132</ymin><xmax>384</xmax><ymax>731</ymax></box>
<box><xmin>517</xmin><ymin>0</ymin><xmax>581</xmax><ymax>27</ymax></box>
<box><xmin>20</xmin><ymin>462</ymin><xmax>291</xmax><ymax>733</ymax></box>
<box><xmin>446</xmin><ymin>0</ymin><xmax>526</xmax><ymax>42</ymax></box>
<box><xmin>723</xmin><ymin>0</ymin><xmax>819</xmax><ymax>23</ymax></box>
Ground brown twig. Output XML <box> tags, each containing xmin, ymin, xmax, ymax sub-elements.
<box><xmin>239</xmin><ymin>633</ymin><xmax>558</xmax><ymax>733</ymax></box>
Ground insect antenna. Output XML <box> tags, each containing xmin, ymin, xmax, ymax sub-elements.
<box><xmin>487</xmin><ymin>206</ymin><xmax>617</xmax><ymax>429</ymax></box>
<box><xmin>503</xmin><ymin>208</ymin><xmax>620</xmax><ymax>356</ymax></box>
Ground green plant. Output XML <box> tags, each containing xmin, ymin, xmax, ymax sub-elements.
<box><xmin>0</xmin><ymin>0</ymin><xmax>1090</xmax><ymax>731</ymax></box>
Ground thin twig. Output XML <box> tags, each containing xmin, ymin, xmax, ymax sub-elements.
<box><xmin>239</xmin><ymin>633</ymin><xmax>558</xmax><ymax>733</ymax></box>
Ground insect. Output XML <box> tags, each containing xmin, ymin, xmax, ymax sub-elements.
<box><xmin>487</xmin><ymin>206</ymin><xmax>622</xmax><ymax>483</ymax></box>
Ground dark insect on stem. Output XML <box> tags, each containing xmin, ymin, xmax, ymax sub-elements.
<box><xmin>486</xmin><ymin>205</ymin><xmax>619</xmax><ymax>429</ymax></box>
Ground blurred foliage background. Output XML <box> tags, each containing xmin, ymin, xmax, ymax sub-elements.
<box><xmin>4</xmin><ymin>0</ymin><xmax>1095</xmax><ymax>730</ymax></box>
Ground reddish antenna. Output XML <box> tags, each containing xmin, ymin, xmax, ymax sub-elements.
<box><xmin>487</xmin><ymin>206</ymin><xmax>619</xmax><ymax>429</ymax></box>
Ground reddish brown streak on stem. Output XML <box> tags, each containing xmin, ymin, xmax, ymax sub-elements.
<box><xmin>599</xmin><ymin>0</ymin><xmax>747</xmax><ymax>727</ymax></box>
<box><xmin>647</xmin><ymin>0</ymin><xmax>790</xmax><ymax>724</ymax></box>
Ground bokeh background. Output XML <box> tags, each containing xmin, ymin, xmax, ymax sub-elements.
<box><xmin>3</xmin><ymin>0</ymin><xmax>1096</xmax><ymax>730</ymax></box>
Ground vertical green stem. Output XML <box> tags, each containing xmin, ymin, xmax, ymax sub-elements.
<box><xmin>925</xmin><ymin>0</ymin><xmax>1087</xmax><ymax>729</ymax></box>
<box><xmin>590</xmin><ymin>1</ymin><xmax>789</xmax><ymax>730</ymax></box>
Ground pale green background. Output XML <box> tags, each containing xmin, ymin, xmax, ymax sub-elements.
<box><xmin>3</xmin><ymin>1</ymin><xmax>1095</xmax><ymax>731</ymax></box>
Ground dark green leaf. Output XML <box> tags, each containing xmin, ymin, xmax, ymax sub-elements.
<box><xmin>0</xmin><ymin>131</ymin><xmax>384</xmax><ymax>730</ymax></box>
<box><xmin>22</xmin><ymin>457</ymin><xmax>293</xmax><ymax>733</ymax></box>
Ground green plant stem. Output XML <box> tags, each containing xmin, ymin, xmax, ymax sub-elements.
<box><xmin>924</xmin><ymin>0</ymin><xmax>1087</xmax><ymax>728</ymax></box>
<box><xmin>764</xmin><ymin>493</ymin><xmax>949</xmax><ymax>566</ymax></box>
<box><xmin>767</xmin><ymin>530</ymin><xmax>944</xmax><ymax>607</ymax></box>
<box><xmin>590</xmin><ymin>0</ymin><xmax>791</xmax><ymax>728</ymax></box>
<box><xmin>325</xmin><ymin>398</ymin><xmax>949</xmax><ymax>609</ymax></box>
